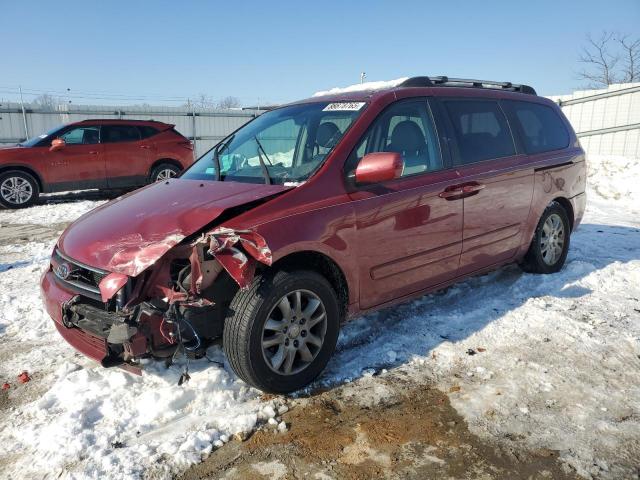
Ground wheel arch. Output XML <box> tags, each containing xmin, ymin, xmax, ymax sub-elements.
<box><xmin>268</xmin><ymin>250</ymin><xmax>350</xmax><ymax>322</ymax></box>
<box><xmin>551</xmin><ymin>196</ymin><xmax>575</xmax><ymax>232</ymax></box>
<box><xmin>0</xmin><ymin>165</ymin><xmax>44</xmax><ymax>191</ymax></box>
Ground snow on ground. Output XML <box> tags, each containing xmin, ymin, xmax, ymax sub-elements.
<box><xmin>0</xmin><ymin>200</ymin><xmax>105</xmax><ymax>226</ymax></box>
<box><xmin>0</xmin><ymin>154</ymin><xmax>639</xmax><ymax>479</ymax></box>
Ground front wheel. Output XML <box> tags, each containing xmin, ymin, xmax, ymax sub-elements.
<box><xmin>223</xmin><ymin>269</ymin><xmax>340</xmax><ymax>393</ymax></box>
<box><xmin>0</xmin><ymin>170</ymin><xmax>39</xmax><ymax>209</ymax></box>
<box><xmin>150</xmin><ymin>163</ymin><xmax>181</xmax><ymax>183</ymax></box>
<box><xmin>520</xmin><ymin>202</ymin><xmax>571</xmax><ymax>274</ymax></box>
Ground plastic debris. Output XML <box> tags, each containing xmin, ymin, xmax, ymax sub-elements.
<box><xmin>17</xmin><ymin>371</ymin><xmax>30</xmax><ymax>384</ymax></box>
<box><xmin>2</xmin><ymin>382</ymin><xmax>9</xmax><ymax>390</ymax></box>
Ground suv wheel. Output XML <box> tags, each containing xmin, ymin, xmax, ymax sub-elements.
<box><xmin>223</xmin><ymin>269</ymin><xmax>340</xmax><ymax>393</ymax></box>
<box><xmin>0</xmin><ymin>170</ymin><xmax>39</xmax><ymax>209</ymax></box>
<box><xmin>520</xmin><ymin>202</ymin><xmax>570</xmax><ymax>274</ymax></box>
<box><xmin>150</xmin><ymin>163</ymin><xmax>180</xmax><ymax>182</ymax></box>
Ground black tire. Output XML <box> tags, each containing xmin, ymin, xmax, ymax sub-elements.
<box><xmin>223</xmin><ymin>269</ymin><xmax>340</xmax><ymax>394</ymax></box>
<box><xmin>520</xmin><ymin>201</ymin><xmax>571</xmax><ymax>274</ymax></box>
<box><xmin>149</xmin><ymin>163</ymin><xmax>181</xmax><ymax>183</ymax></box>
<box><xmin>0</xmin><ymin>170</ymin><xmax>40</xmax><ymax>209</ymax></box>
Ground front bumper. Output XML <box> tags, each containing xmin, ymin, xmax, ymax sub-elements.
<box><xmin>41</xmin><ymin>269</ymin><xmax>110</xmax><ymax>364</ymax></box>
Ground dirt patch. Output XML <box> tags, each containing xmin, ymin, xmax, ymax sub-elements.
<box><xmin>0</xmin><ymin>223</ymin><xmax>67</xmax><ymax>248</ymax></box>
<box><xmin>179</xmin><ymin>375</ymin><xmax>578</xmax><ymax>480</ymax></box>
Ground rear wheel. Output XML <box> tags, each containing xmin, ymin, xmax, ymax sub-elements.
<box><xmin>150</xmin><ymin>163</ymin><xmax>180</xmax><ymax>182</ymax></box>
<box><xmin>223</xmin><ymin>269</ymin><xmax>340</xmax><ymax>393</ymax></box>
<box><xmin>520</xmin><ymin>202</ymin><xmax>570</xmax><ymax>274</ymax></box>
<box><xmin>0</xmin><ymin>170</ymin><xmax>39</xmax><ymax>209</ymax></box>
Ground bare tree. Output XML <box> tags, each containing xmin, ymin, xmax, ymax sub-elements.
<box><xmin>578</xmin><ymin>31</ymin><xmax>621</xmax><ymax>87</ymax></box>
<box><xmin>32</xmin><ymin>93</ymin><xmax>62</xmax><ymax>111</ymax></box>
<box><xmin>617</xmin><ymin>34</ymin><xmax>640</xmax><ymax>83</ymax></box>
<box><xmin>216</xmin><ymin>96</ymin><xmax>241</xmax><ymax>109</ymax></box>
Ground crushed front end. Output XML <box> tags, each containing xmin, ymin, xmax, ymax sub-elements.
<box><xmin>41</xmin><ymin>228</ymin><xmax>272</xmax><ymax>373</ymax></box>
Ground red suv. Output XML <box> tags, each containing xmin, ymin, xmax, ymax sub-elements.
<box><xmin>0</xmin><ymin>119</ymin><xmax>194</xmax><ymax>208</ymax></box>
<box><xmin>41</xmin><ymin>77</ymin><xmax>586</xmax><ymax>393</ymax></box>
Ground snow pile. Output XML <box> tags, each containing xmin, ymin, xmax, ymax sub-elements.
<box><xmin>313</xmin><ymin>77</ymin><xmax>408</xmax><ymax>97</ymax></box>
<box><xmin>586</xmin><ymin>154</ymin><xmax>640</xmax><ymax>209</ymax></box>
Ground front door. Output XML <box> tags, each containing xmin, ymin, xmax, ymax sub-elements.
<box><xmin>45</xmin><ymin>125</ymin><xmax>106</xmax><ymax>190</ymax></box>
<box><xmin>439</xmin><ymin>98</ymin><xmax>534</xmax><ymax>275</ymax></box>
<box><xmin>348</xmin><ymin>99</ymin><xmax>463</xmax><ymax>309</ymax></box>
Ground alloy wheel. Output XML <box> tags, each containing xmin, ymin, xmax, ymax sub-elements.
<box><xmin>0</xmin><ymin>176</ymin><xmax>33</xmax><ymax>205</ymax></box>
<box><xmin>540</xmin><ymin>213</ymin><xmax>565</xmax><ymax>265</ymax></box>
<box><xmin>261</xmin><ymin>289</ymin><xmax>327</xmax><ymax>376</ymax></box>
<box><xmin>155</xmin><ymin>168</ymin><xmax>177</xmax><ymax>181</ymax></box>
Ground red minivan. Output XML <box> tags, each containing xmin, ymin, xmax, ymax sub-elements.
<box><xmin>41</xmin><ymin>77</ymin><xmax>586</xmax><ymax>393</ymax></box>
<box><xmin>0</xmin><ymin>119</ymin><xmax>194</xmax><ymax>208</ymax></box>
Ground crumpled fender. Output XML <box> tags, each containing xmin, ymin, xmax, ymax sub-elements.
<box><xmin>195</xmin><ymin>227</ymin><xmax>272</xmax><ymax>290</ymax></box>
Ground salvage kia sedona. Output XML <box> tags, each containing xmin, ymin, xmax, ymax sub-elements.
<box><xmin>41</xmin><ymin>76</ymin><xmax>586</xmax><ymax>393</ymax></box>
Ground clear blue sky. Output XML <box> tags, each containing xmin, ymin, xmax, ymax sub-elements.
<box><xmin>1</xmin><ymin>0</ymin><xmax>639</xmax><ymax>106</ymax></box>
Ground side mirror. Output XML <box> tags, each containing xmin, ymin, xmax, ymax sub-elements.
<box><xmin>355</xmin><ymin>152</ymin><xmax>403</xmax><ymax>185</ymax></box>
<box><xmin>50</xmin><ymin>138</ymin><xmax>66</xmax><ymax>152</ymax></box>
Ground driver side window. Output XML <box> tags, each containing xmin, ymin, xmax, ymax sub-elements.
<box><xmin>60</xmin><ymin>126</ymin><xmax>100</xmax><ymax>145</ymax></box>
<box><xmin>348</xmin><ymin>99</ymin><xmax>442</xmax><ymax>178</ymax></box>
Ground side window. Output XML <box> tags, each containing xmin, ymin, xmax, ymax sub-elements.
<box><xmin>102</xmin><ymin>125</ymin><xmax>141</xmax><ymax>143</ymax></box>
<box><xmin>506</xmin><ymin>101</ymin><xmax>569</xmax><ymax>154</ymax></box>
<box><xmin>443</xmin><ymin>100</ymin><xmax>515</xmax><ymax>165</ymax></box>
<box><xmin>139</xmin><ymin>126</ymin><xmax>159</xmax><ymax>139</ymax></box>
<box><xmin>348</xmin><ymin>99</ymin><xmax>443</xmax><ymax>178</ymax></box>
<box><xmin>59</xmin><ymin>126</ymin><xmax>100</xmax><ymax>145</ymax></box>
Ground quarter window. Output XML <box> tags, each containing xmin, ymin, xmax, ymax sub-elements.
<box><xmin>506</xmin><ymin>101</ymin><xmax>569</xmax><ymax>154</ymax></box>
<box><xmin>348</xmin><ymin>100</ymin><xmax>443</xmax><ymax>178</ymax></box>
<box><xmin>443</xmin><ymin>100</ymin><xmax>515</xmax><ymax>165</ymax></box>
<box><xmin>139</xmin><ymin>126</ymin><xmax>159</xmax><ymax>139</ymax></box>
<box><xmin>102</xmin><ymin>125</ymin><xmax>141</xmax><ymax>143</ymax></box>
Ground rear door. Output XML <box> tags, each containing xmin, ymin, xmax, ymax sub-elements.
<box><xmin>45</xmin><ymin>125</ymin><xmax>106</xmax><ymax>190</ymax></box>
<box><xmin>438</xmin><ymin>98</ymin><xmax>534</xmax><ymax>275</ymax></box>
<box><xmin>102</xmin><ymin>124</ymin><xmax>152</xmax><ymax>188</ymax></box>
<box><xmin>348</xmin><ymin>98</ymin><xmax>463</xmax><ymax>309</ymax></box>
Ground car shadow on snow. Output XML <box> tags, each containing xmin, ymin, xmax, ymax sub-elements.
<box><xmin>302</xmin><ymin>221</ymin><xmax>640</xmax><ymax>393</ymax></box>
<box><xmin>37</xmin><ymin>189</ymin><xmax>128</xmax><ymax>205</ymax></box>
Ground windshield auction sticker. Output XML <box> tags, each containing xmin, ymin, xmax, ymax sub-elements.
<box><xmin>323</xmin><ymin>102</ymin><xmax>366</xmax><ymax>111</ymax></box>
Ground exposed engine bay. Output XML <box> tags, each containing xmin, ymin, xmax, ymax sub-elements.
<box><xmin>57</xmin><ymin>227</ymin><xmax>273</xmax><ymax>377</ymax></box>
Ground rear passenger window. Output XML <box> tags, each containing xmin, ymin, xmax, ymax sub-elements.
<box><xmin>348</xmin><ymin>99</ymin><xmax>443</xmax><ymax>178</ymax></box>
<box><xmin>139</xmin><ymin>126</ymin><xmax>159</xmax><ymax>139</ymax></box>
<box><xmin>102</xmin><ymin>125</ymin><xmax>141</xmax><ymax>143</ymax></box>
<box><xmin>443</xmin><ymin>100</ymin><xmax>515</xmax><ymax>165</ymax></box>
<box><xmin>506</xmin><ymin>101</ymin><xmax>569</xmax><ymax>154</ymax></box>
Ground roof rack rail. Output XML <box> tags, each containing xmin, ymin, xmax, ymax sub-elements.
<box><xmin>399</xmin><ymin>76</ymin><xmax>537</xmax><ymax>95</ymax></box>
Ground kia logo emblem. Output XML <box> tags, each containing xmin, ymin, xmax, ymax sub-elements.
<box><xmin>54</xmin><ymin>262</ymin><xmax>73</xmax><ymax>280</ymax></box>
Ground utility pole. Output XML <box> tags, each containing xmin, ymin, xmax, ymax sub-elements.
<box><xmin>360</xmin><ymin>72</ymin><xmax>366</xmax><ymax>84</ymax></box>
<box><xmin>19</xmin><ymin>86</ymin><xmax>29</xmax><ymax>139</ymax></box>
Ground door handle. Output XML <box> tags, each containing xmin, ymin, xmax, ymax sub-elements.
<box><xmin>462</xmin><ymin>184</ymin><xmax>485</xmax><ymax>194</ymax></box>
<box><xmin>140</xmin><ymin>145</ymin><xmax>150</xmax><ymax>149</ymax></box>
<box><xmin>89</xmin><ymin>151</ymin><xmax>99</xmax><ymax>155</ymax></box>
<box><xmin>439</xmin><ymin>188</ymin><xmax>464</xmax><ymax>199</ymax></box>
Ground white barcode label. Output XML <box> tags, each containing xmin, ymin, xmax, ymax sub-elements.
<box><xmin>323</xmin><ymin>102</ymin><xmax>366</xmax><ymax>111</ymax></box>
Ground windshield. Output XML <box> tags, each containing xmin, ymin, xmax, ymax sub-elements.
<box><xmin>182</xmin><ymin>101</ymin><xmax>365</xmax><ymax>184</ymax></box>
<box><xmin>19</xmin><ymin>125</ymin><xmax>65</xmax><ymax>147</ymax></box>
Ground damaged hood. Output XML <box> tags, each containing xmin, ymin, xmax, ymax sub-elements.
<box><xmin>58</xmin><ymin>179</ymin><xmax>290</xmax><ymax>276</ymax></box>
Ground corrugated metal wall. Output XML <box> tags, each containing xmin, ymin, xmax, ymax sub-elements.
<box><xmin>3</xmin><ymin>84</ymin><xmax>639</xmax><ymax>160</ymax></box>
<box><xmin>0</xmin><ymin>103</ymin><xmax>264</xmax><ymax>157</ymax></box>
<box><xmin>547</xmin><ymin>83</ymin><xmax>640</xmax><ymax>158</ymax></box>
